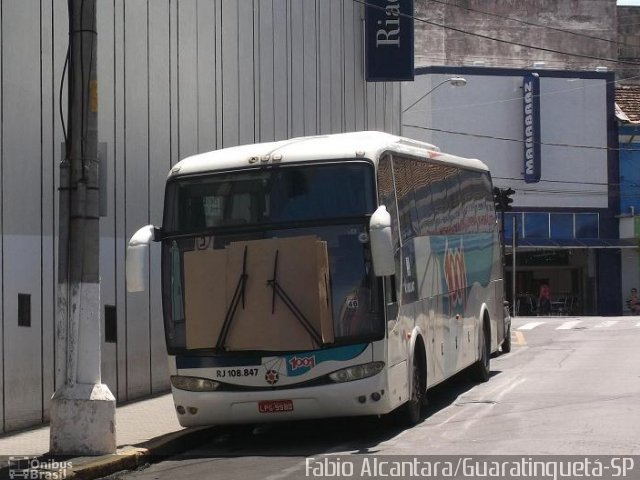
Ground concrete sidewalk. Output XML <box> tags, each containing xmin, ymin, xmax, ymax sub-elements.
<box><xmin>0</xmin><ymin>392</ymin><xmax>213</xmax><ymax>479</ymax></box>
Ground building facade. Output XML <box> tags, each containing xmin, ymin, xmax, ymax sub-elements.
<box><xmin>0</xmin><ymin>1</ymin><xmax>400</xmax><ymax>433</ymax></box>
<box><xmin>616</xmin><ymin>84</ymin><xmax>640</xmax><ymax>312</ymax></box>
<box><xmin>402</xmin><ymin>66</ymin><xmax>631</xmax><ymax>316</ymax></box>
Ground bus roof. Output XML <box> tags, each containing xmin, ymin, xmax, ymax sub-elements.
<box><xmin>169</xmin><ymin>131</ymin><xmax>490</xmax><ymax>178</ymax></box>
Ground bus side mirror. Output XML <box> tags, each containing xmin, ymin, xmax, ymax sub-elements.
<box><xmin>126</xmin><ymin>225</ymin><xmax>156</xmax><ymax>292</ymax></box>
<box><xmin>369</xmin><ymin>206</ymin><xmax>395</xmax><ymax>277</ymax></box>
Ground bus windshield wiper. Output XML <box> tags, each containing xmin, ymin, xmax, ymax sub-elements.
<box><xmin>267</xmin><ymin>249</ymin><xmax>323</xmax><ymax>346</ymax></box>
<box><xmin>216</xmin><ymin>245</ymin><xmax>249</xmax><ymax>351</ymax></box>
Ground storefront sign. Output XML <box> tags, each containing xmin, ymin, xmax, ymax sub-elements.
<box><xmin>523</xmin><ymin>73</ymin><xmax>541</xmax><ymax>183</ymax></box>
<box><xmin>365</xmin><ymin>0</ymin><xmax>414</xmax><ymax>81</ymax></box>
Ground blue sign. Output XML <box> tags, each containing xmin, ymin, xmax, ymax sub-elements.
<box><xmin>523</xmin><ymin>74</ymin><xmax>541</xmax><ymax>183</ymax></box>
<box><xmin>365</xmin><ymin>0</ymin><xmax>414</xmax><ymax>81</ymax></box>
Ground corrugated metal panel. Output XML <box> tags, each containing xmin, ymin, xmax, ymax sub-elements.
<box><xmin>2</xmin><ymin>0</ymin><xmax>43</xmax><ymax>431</ymax></box>
<box><xmin>97</xmin><ymin>0</ymin><xmax>118</xmax><ymax>406</ymax></box>
<box><xmin>113</xmin><ymin>0</ymin><xmax>128</xmax><ymax>402</ymax></box>
<box><xmin>0</xmin><ymin>0</ymin><xmax>400</xmax><ymax>432</ymax></box>
<box><xmin>148</xmin><ymin>1</ymin><xmax>172</xmax><ymax>394</ymax></box>
<box><xmin>124</xmin><ymin>0</ymin><xmax>151</xmax><ymax>400</ymax></box>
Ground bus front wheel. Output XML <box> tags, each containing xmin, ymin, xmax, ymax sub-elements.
<box><xmin>501</xmin><ymin>322</ymin><xmax>511</xmax><ymax>354</ymax></box>
<box><xmin>473</xmin><ymin>320</ymin><xmax>491</xmax><ymax>382</ymax></box>
<box><xmin>396</xmin><ymin>355</ymin><xmax>426</xmax><ymax>426</ymax></box>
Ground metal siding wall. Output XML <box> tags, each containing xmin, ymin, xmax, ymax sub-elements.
<box><xmin>97</xmin><ymin>0</ymin><xmax>118</xmax><ymax>402</ymax></box>
<box><xmin>289</xmin><ymin>1</ymin><xmax>304</xmax><ymax>138</ymax></box>
<box><xmin>273</xmin><ymin>0</ymin><xmax>288</xmax><ymax>140</ymax></box>
<box><xmin>0</xmin><ymin>0</ymin><xmax>400</xmax><ymax>431</ymax></box>
<box><xmin>258</xmin><ymin>0</ymin><xmax>275</xmax><ymax>142</ymax></box>
<box><xmin>148</xmin><ymin>1</ymin><xmax>171</xmax><ymax>393</ymax></box>
<box><xmin>318</xmin><ymin>2</ymin><xmax>331</xmax><ymax>134</ymax></box>
<box><xmin>302</xmin><ymin>1</ymin><xmax>317</xmax><ymax>135</ymax></box>
<box><xmin>197</xmin><ymin>0</ymin><xmax>217</xmax><ymax>152</ymax></box>
<box><xmin>375</xmin><ymin>83</ymin><xmax>385</xmax><ymax>131</ymax></box>
<box><xmin>221</xmin><ymin>0</ymin><xmax>239</xmax><ymax>147</ymax></box>
<box><xmin>2</xmin><ymin>1</ymin><xmax>43</xmax><ymax>431</ymax></box>
<box><xmin>365</xmin><ymin>78</ymin><xmax>376</xmax><ymax>130</ymax></box>
<box><xmin>0</xmin><ymin>0</ymin><xmax>4</xmax><ymax>431</ymax></box>
<box><xmin>113</xmin><ymin>0</ymin><xmax>128</xmax><ymax>402</ymax></box>
<box><xmin>238</xmin><ymin>1</ymin><xmax>255</xmax><ymax>145</ymax></box>
<box><xmin>343</xmin><ymin>1</ymin><xmax>355</xmax><ymax>132</ymax></box>
<box><xmin>330</xmin><ymin>0</ymin><xmax>343</xmax><ymax>133</ymax></box>
<box><xmin>353</xmin><ymin>3</ymin><xmax>366</xmax><ymax>132</ymax></box>
<box><xmin>214</xmin><ymin>0</ymin><xmax>224</xmax><ymax>149</ymax></box>
<box><xmin>178</xmin><ymin>0</ymin><xmax>198</xmax><ymax>160</ymax></box>
<box><xmin>124</xmin><ymin>0</ymin><xmax>151</xmax><ymax>399</ymax></box>
<box><xmin>40</xmin><ymin>0</ymin><xmax>56</xmax><ymax>422</ymax></box>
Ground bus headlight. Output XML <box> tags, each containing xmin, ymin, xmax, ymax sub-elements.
<box><xmin>329</xmin><ymin>362</ymin><xmax>384</xmax><ymax>383</ymax></box>
<box><xmin>171</xmin><ymin>375</ymin><xmax>220</xmax><ymax>392</ymax></box>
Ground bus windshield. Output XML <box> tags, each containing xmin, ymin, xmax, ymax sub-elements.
<box><xmin>164</xmin><ymin>162</ymin><xmax>375</xmax><ymax>231</ymax></box>
<box><xmin>161</xmin><ymin>162</ymin><xmax>384</xmax><ymax>353</ymax></box>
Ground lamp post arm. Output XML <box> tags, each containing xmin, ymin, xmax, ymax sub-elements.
<box><xmin>402</xmin><ymin>78</ymin><xmax>456</xmax><ymax>114</ymax></box>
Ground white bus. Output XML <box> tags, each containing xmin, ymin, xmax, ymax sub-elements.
<box><xmin>127</xmin><ymin>131</ymin><xmax>509</xmax><ymax>426</ymax></box>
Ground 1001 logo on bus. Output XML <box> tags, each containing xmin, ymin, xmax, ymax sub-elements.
<box><xmin>444</xmin><ymin>244</ymin><xmax>468</xmax><ymax>312</ymax></box>
<box><xmin>289</xmin><ymin>355</ymin><xmax>316</xmax><ymax>371</ymax></box>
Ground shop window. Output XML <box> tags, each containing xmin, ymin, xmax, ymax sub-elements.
<box><xmin>524</xmin><ymin>213</ymin><xmax>549</xmax><ymax>238</ymax></box>
<box><xmin>575</xmin><ymin>213</ymin><xmax>599</xmax><ymax>238</ymax></box>
<box><xmin>503</xmin><ymin>213</ymin><xmax>522</xmax><ymax>241</ymax></box>
<box><xmin>550</xmin><ymin>213</ymin><xmax>573</xmax><ymax>239</ymax></box>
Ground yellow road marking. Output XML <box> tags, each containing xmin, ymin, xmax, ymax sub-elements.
<box><xmin>514</xmin><ymin>330</ymin><xmax>527</xmax><ymax>346</ymax></box>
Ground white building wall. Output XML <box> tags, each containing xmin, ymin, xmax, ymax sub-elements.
<box><xmin>401</xmin><ymin>69</ymin><xmax>610</xmax><ymax>210</ymax></box>
<box><xmin>0</xmin><ymin>0</ymin><xmax>399</xmax><ymax>432</ymax></box>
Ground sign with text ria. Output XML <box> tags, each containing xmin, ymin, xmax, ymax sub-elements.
<box><xmin>365</xmin><ymin>0</ymin><xmax>414</xmax><ymax>81</ymax></box>
<box><xmin>523</xmin><ymin>73</ymin><xmax>541</xmax><ymax>183</ymax></box>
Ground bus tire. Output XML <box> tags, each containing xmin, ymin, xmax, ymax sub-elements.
<box><xmin>473</xmin><ymin>319</ymin><xmax>490</xmax><ymax>382</ymax></box>
<box><xmin>501</xmin><ymin>323</ymin><xmax>511</xmax><ymax>354</ymax></box>
<box><xmin>396</xmin><ymin>352</ymin><xmax>426</xmax><ymax>426</ymax></box>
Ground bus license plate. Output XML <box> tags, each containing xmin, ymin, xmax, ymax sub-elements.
<box><xmin>258</xmin><ymin>399</ymin><xmax>294</xmax><ymax>413</ymax></box>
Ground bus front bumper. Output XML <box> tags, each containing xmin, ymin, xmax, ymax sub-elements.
<box><xmin>171</xmin><ymin>372</ymin><xmax>391</xmax><ymax>426</ymax></box>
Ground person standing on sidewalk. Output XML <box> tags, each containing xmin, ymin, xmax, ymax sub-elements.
<box><xmin>538</xmin><ymin>283</ymin><xmax>551</xmax><ymax>316</ymax></box>
<box><xmin>627</xmin><ymin>288</ymin><xmax>640</xmax><ymax>315</ymax></box>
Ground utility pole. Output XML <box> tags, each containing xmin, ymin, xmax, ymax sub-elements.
<box><xmin>50</xmin><ymin>0</ymin><xmax>116</xmax><ymax>455</ymax></box>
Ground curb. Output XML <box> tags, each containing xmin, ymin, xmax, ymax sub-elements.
<box><xmin>0</xmin><ymin>426</ymin><xmax>217</xmax><ymax>480</ymax></box>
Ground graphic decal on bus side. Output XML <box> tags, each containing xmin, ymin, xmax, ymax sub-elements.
<box><xmin>444</xmin><ymin>239</ymin><xmax>467</xmax><ymax>310</ymax></box>
<box><xmin>431</xmin><ymin>233</ymin><xmax>494</xmax><ymax>315</ymax></box>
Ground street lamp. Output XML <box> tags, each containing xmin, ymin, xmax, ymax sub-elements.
<box><xmin>402</xmin><ymin>76</ymin><xmax>467</xmax><ymax>114</ymax></box>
